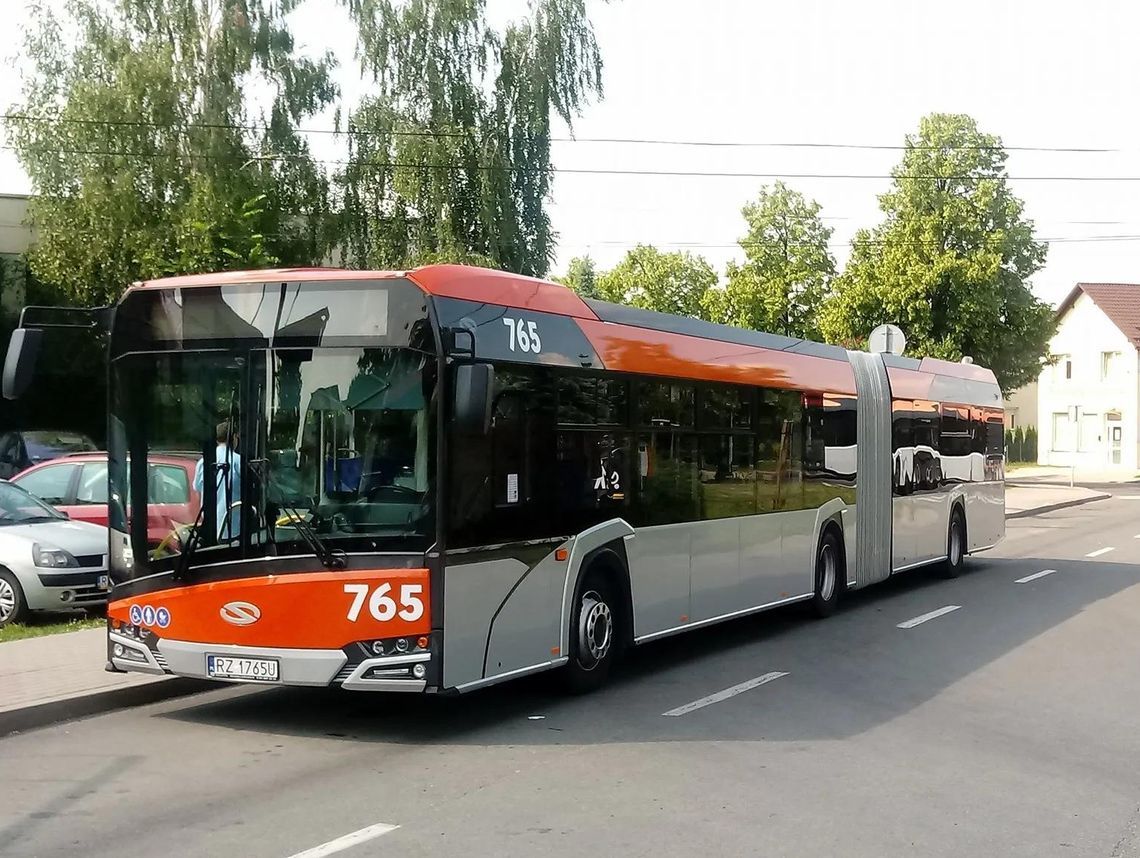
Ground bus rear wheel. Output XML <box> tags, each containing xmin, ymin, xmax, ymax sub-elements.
<box><xmin>810</xmin><ymin>529</ymin><xmax>842</xmax><ymax>618</ymax></box>
<box><xmin>940</xmin><ymin>508</ymin><xmax>966</xmax><ymax>578</ymax></box>
<box><xmin>562</xmin><ymin>569</ymin><xmax>620</xmax><ymax>694</ymax></box>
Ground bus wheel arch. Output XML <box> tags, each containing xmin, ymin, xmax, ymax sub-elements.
<box><xmin>561</xmin><ymin>543</ymin><xmax>631</xmax><ymax>693</ymax></box>
<box><xmin>810</xmin><ymin>520</ymin><xmax>845</xmax><ymax>619</ymax></box>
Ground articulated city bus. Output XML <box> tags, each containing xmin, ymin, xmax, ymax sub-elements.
<box><xmin>2</xmin><ymin>265</ymin><xmax>1004</xmax><ymax>693</ymax></box>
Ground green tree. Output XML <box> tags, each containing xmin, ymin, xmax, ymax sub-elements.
<box><xmin>6</xmin><ymin>0</ymin><xmax>336</xmax><ymax>305</ymax></box>
<box><xmin>337</xmin><ymin>0</ymin><xmax>604</xmax><ymax>276</ymax></box>
<box><xmin>702</xmin><ymin>182</ymin><xmax>835</xmax><ymax>339</ymax></box>
<box><xmin>554</xmin><ymin>255</ymin><xmax>601</xmax><ymax>299</ymax></box>
<box><xmin>819</xmin><ymin>113</ymin><xmax>1055</xmax><ymax>390</ymax></box>
<box><xmin>597</xmin><ymin>245</ymin><xmax>716</xmax><ymax>317</ymax></box>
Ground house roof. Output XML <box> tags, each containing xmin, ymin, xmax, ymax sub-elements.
<box><xmin>1057</xmin><ymin>283</ymin><xmax>1140</xmax><ymax>348</ymax></box>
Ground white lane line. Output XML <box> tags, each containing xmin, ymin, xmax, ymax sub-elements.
<box><xmin>1015</xmin><ymin>569</ymin><xmax>1056</xmax><ymax>584</ymax></box>
<box><xmin>896</xmin><ymin>605</ymin><xmax>962</xmax><ymax>629</ymax></box>
<box><xmin>662</xmin><ymin>671</ymin><xmax>788</xmax><ymax>717</ymax></box>
<box><xmin>286</xmin><ymin>822</ymin><xmax>400</xmax><ymax>858</ymax></box>
<box><xmin>1134</xmin><ymin>533</ymin><xmax>1140</xmax><ymax>539</ymax></box>
<box><xmin>1087</xmin><ymin>547</ymin><xmax>1116</xmax><ymax>558</ymax></box>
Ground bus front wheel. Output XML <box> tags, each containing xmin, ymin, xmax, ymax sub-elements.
<box><xmin>562</xmin><ymin>568</ymin><xmax>621</xmax><ymax>694</ymax></box>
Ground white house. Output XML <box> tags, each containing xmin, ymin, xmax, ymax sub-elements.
<box><xmin>1037</xmin><ymin>283</ymin><xmax>1140</xmax><ymax>471</ymax></box>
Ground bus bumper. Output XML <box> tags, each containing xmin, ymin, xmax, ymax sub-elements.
<box><xmin>107</xmin><ymin>631</ymin><xmax>431</xmax><ymax>691</ymax></box>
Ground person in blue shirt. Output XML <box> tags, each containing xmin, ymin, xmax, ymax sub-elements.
<box><xmin>194</xmin><ymin>421</ymin><xmax>241</xmax><ymax>541</ymax></box>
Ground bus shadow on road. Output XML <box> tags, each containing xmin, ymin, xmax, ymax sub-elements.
<box><xmin>161</xmin><ymin>556</ymin><xmax>1140</xmax><ymax>745</ymax></box>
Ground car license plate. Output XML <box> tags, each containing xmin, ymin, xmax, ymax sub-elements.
<box><xmin>206</xmin><ymin>655</ymin><xmax>279</xmax><ymax>682</ymax></box>
<box><xmin>97</xmin><ymin>574</ymin><xmax>109</xmax><ymax>590</ymax></box>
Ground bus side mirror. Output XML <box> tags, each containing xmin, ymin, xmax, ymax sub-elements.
<box><xmin>454</xmin><ymin>363</ymin><xmax>494</xmax><ymax>435</ymax></box>
<box><xmin>3</xmin><ymin>328</ymin><xmax>43</xmax><ymax>400</ymax></box>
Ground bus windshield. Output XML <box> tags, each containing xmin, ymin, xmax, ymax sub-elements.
<box><xmin>109</xmin><ymin>345</ymin><xmax>436</xmax><ymax>580</ymax></box>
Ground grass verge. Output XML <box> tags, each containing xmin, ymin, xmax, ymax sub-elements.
<box><xmin>0</xmin><ymin>616</ymin><xmax>105</xmax><ymax>643</ymax></box>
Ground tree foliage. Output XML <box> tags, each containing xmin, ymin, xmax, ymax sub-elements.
<box><xmin>702</xmin><ymin>182</ymin><xmax>834</xmax><ymax>339</ymax></box>
<box><xmin>337</xmin><ymin>0</ymin><xmax>604</xmax><ymax>276</ymax></box>
<box><xmin>596</xmin><ymin>244</ymin><xmax>716</xmax><ymax>317</ymax></box>
<box><xmin>819</xmin><ymin>113</ymin><xmax>1055</xmax><ymax>390</ymax></box>
<box><xmin>6</xmin><ymin>0</ymin><xmax>337</xmax><ymax>306</ymax></box>
<box><xmin>553</xmin><ymin>254</ymin><xmax>600</xmax><ymax>298</ymax></box>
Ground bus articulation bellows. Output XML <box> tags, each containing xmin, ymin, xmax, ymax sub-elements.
<box><xmin>2</xmin><ymin>265</ymin><xmax>1004</xmax><ymax>692</ymax></box>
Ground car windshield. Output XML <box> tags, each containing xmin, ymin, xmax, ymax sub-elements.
<box><xmin>23</xmin><ymin>431</ymin><xmax>97</xmax><ymax>462</ymax></box>
<box><xmin>0</xmin><ymin>481</ymin><xmax>66</xmax><ymax>524</ymax></box>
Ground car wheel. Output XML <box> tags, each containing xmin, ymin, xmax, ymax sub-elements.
<box><xmin>810</xmin><ymin>528</ymin><xmax>842</xmax><ymax>618</ymax></box>
<box><xmin>0</xmin><ymin>568</ymin><xmax>29</xmax><ymax>627</ymax></box>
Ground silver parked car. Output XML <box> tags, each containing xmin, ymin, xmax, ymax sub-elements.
<box><xmin>0</xmin><ymin>480</ymin><xmax>110</xmax><ymax>626</ymax></box>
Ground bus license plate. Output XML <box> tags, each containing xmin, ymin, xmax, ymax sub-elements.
<box><xmin>206</xmin><ymin>655</ymin><xmax>280</xmax><ymax>682</ymax></box>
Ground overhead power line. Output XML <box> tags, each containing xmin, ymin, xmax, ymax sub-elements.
<box><xmin>0</xmin><ymin>113</ymin><xmax>1123</xmax><ymax>153</ymax></box>
<box><xmin>2</xmin><ymin>144</ymin><xmax>1139</xmax><ymax>182</ymax></box>
<box><xmin>558</xmin><ymin>235</ymin><xmax>1140</xmax><ymax>251</ymax></box>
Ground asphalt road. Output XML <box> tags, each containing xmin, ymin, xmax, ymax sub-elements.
<box><xmin>4</xmin><ymin>489</ymin><xmax>1140</xmax><ymax>858</ymax></box>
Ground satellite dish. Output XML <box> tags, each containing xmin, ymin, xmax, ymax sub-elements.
<box><xmin>868</xmin><ymin>323</ymin><xmax>906</xmax><ymax>355</ymax></box>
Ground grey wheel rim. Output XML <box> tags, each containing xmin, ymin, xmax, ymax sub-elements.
<box><xmin>577</xmin><ymin>590</ymin><xmax>613</xmax><ymax>671</ymax></box>
<box><xmin>0</xmin><ymin>578</ymin><xmax>16</xmax><ymax>623</ymax></box>
<box><xmin>950</xmin><ymin>520</ymin><xmax>963</xmax><ymax>566</ymax></box>
<box><xmin>819</xmin><ymin>543</ymin><xmax>837</xmax><ymax>602</ymax></box>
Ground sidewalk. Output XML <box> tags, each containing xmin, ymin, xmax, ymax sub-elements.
<box><xmin>1005</xmin><ymin>483</ymin><xmax>1112</xmax><ymax>518</ymax></box>
<box><xmin>0</xmin><ymin>483</ymin><xmax>1116</xmax><ymax>735</ymax></box>
<box><xmin>0</xmin><ymin>628</ymin><xmax>206</xmax><ymax>735</ymax></box>
<box><xmin>1008</xmin><ymin>465</ymin><xmax>1140</xmax><ymax>485</ymax></box>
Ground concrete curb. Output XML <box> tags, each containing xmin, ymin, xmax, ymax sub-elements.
<box><xmin>0</xmin><ymin>677</ymin><xmax>213</xmax><ymax>737</ymax></box>
<box><xmin>1006</xmin><ymin>492</ymin><xmax>1112</xmax><ymax>519</ymax></box>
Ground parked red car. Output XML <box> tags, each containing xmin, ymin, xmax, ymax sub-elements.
<box><xmin>12</xmin><ymin>452</ymin><xmax>201</xmax><ymax>548</ymax></box>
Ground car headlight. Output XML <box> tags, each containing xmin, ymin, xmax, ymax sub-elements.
<box><xmin>33</xmin><ymin>544</ymin><xmax>79</xmax><ymax>568</ymax></box>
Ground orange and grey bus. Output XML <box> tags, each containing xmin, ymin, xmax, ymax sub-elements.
<box><xmin>2</xmin><ymin>265</ymin><xmax>1004</xmax><ymax>692</ymax></box>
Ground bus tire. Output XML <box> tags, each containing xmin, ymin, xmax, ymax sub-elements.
<box><xmin>0</xmin><ymin>568</ymin><xmax>30</xmax><ymax>627</ymax></box>
<box><xmin>810</xmin><ymin>528</ymin><xmax>842</xmax><ymax>618</ymax></box>
<box><xmin>941</xmin><ymin>507</ymin><xmax>966</xmax><ymax>578</ymax></box>
<box><xmin>562</xmin><ymin>567</ymin><xmax>621</xmax><ymax>694</ymax></box>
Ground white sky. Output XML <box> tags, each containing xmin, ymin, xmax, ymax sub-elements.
<box><xmin>4</xmin><ymin>0</ymin><xmax>1140</xmax><ymax>308</ymax></box>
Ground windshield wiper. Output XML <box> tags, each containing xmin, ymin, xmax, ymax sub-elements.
<box><xmin>249</xmin><ymin>458</ymin><xmax>345</xmax><ymax>570</ymax></box>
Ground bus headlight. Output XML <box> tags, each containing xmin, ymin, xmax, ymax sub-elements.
<box><xmin>412</xmin><ymin>663</ymin><xmax>426</xmax><ymax>680</ymax></box>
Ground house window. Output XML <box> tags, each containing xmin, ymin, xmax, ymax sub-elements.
<box><xmin>1101</xmin><ymin>351</ymin><xmax>1120</xmax><ymax>381</ymax></box>
<box><xmin>1051</xmin><ymin>411</ymin><xmax>1075</xmax><ymax>451</ymax></box>
<box><xmin>1079</xmin><ymin>412</ymin><xmax>1100</xmax><ymax>452</ymax></box>
<box><xmin>1008</xmin><ymin>414</ymin><xmax>1017</xmax><ymax>429</ymax></box>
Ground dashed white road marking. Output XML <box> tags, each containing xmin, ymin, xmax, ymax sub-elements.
<box><xmin>1134</xmin><ymin>533</ymin><xmax>1140</xmax><ymax>539</ymax></box>
<box><xmin>1086</xmin><ymin>547</ymin><xmax>1115</xmax><ymax>558</ymax></box>
<box><xmin>286</xmin><ymin>822</ymin><xmax>399</xmax><ymax>858</ymax></box>
<box><xmin>1015</xmin><ymin>569</ymin><xmax>1057</xmax><ymax>584</ymax></box>
<box><xmin>896</xmin><ymin>605</ymin><xmax>962</xmax><ymax>629</ymax></box>
<box><xmin>662</xmin><ymin>671</ymin><xmax>788</xmax><ymax>717</ymax></box>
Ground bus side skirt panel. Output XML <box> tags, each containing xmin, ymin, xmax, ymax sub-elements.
<box><xmin>847</xmin><ymin>351</ymin><xmax>893</xmax><ymax>587</ymax></box>
<box><xmin>482</xmin><ymin>546</ymin><xmax>569</xmax><ymax>680</ymax></box>
<box><xmin>441</xmin><ymin>541</ymin><xmax>562</xmax><ymax>689</ymax></box>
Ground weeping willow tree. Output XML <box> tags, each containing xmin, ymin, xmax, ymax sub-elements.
<box><xmin>337</xmin><ymin>0</ymin><xmax>605</xmax><ymax>276</ymax></box>
<box><xmin>6</xmin><ymin>0</ymin><xmax>337</xmax><ymax>306</ymax></box>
